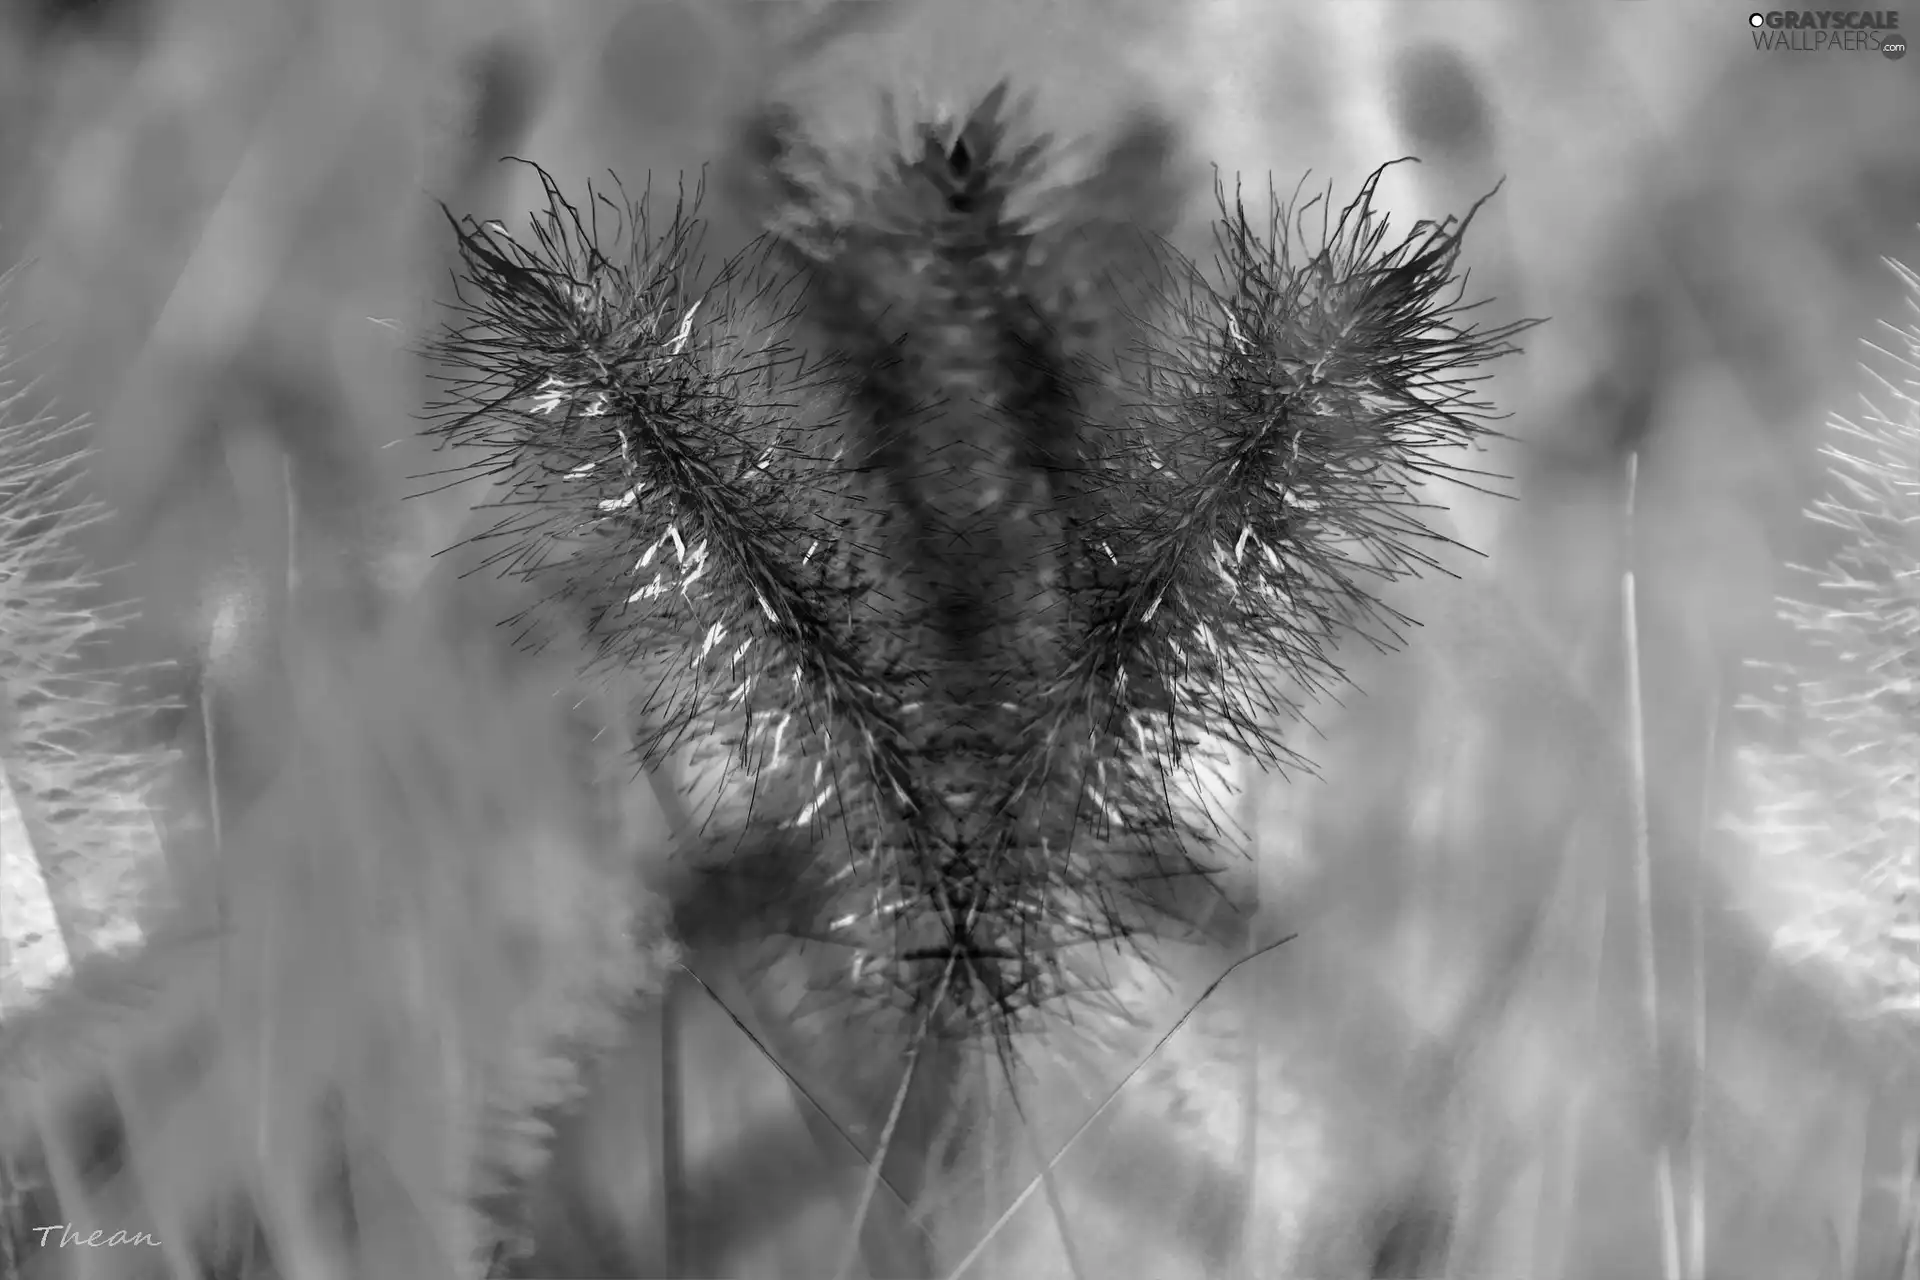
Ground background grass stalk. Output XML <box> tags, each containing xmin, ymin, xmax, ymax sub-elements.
<box><xmin>1688</xmin><ymin>690</ymin><xmax>1717</xmax><ymax>1280</ymax></box>
<box><xmin>1622</xmin><ymin>450</ymin><xmax>1683</xmax><ymax>1280</ymax></box>
<box><xmin>659</xmin><ymin>966</ymin><xmax>687</xmax><ymax>1276</ymax></box>
<box><xmin>833</xmin><ymin>963</ymin><xmax>955</xmax><ymax>1280</ymax></box>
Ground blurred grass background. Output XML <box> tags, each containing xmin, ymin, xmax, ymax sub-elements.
<box><xmin>1</xmin><ymin>0</ymin><xmax>1918</xmax><ymax>1276</ymax></box>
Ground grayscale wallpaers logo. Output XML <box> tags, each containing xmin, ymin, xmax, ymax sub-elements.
<box><xmin>1748</xmin><ymin>9</ymin><xmax>1906</xmax><ymax>57</ymax></box>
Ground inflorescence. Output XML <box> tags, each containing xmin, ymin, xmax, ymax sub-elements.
<box><xmin>421</xmin><ymin>83</ymin><xmax>1536</xmax><ymax>1067</ymax></box>
<box><xmin>1734</xmin><ymin>255</ymin><xmax>1920</xmax><ymax>1023</ymax></box>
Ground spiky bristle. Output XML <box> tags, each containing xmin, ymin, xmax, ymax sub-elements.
<box><xmin>0</xmin><ymin>266</ymin><xmax>178</xmax><ymax>970</ymax></box>
<box><xmin>1731</xmin><ymin>253</ymin><xmax>1920</xmax><ymax>1016</ymax></box>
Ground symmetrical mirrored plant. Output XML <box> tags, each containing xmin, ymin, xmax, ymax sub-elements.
<box><xmin>423</xmin><ymin>82</ymin><xmax>1536</xmax><ymax>1075</ymax></box>
<box><xmin>0</xmin><ymin>50</ymin><xmax>1543</xmax><ymax>1280</ymax></box>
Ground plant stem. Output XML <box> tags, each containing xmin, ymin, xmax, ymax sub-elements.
<box><xmin>1688</xmin><ymin>687</ymin><xmax>1718</xmax><ymax>1280</ymax></box>
<box><xmin>660</xmin><ymin>967</ymin><xmax>687</xmax><ymax>1276</ymax></box>
<box><xmin>1621</xmin><ymin>451</ymin><xmax>1681</xmax><ymax>1280</ymax></box>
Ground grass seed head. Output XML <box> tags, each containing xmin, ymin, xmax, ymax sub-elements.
<box><xmin>0</xmin><ymin>266</ymin><xmax>179</xmax><ymax>963</ymax></box>
<box><xmin>1731</xmin><ymin>253</ymin><xmax>1920</xmax><ymax>1027</ymax></box>
<box><xmin>423</xmin><ymin>85</ymin><xmax>1537</xmax><ymax>1077</ymax></box>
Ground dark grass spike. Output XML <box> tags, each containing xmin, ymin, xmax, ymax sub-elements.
<box><xmin>417</xmin><ymin>161</ymin><xmax>933</xmax><ymax>865</ymax></box>
<box><xmin>964</xmin><ymin>162</ymin><xmax>1543</xmax><ymax>1055</ymax></box>
<box><xmin>1000</xmin><ymin>164</ymin><xmax>1539</xmax><ymax>893</ymax></box>
<box><xmin>1082</xmin><ymin>161</ymin><xmax>1536</xmax><ymax>767</ymax></box>
<box><xmin>743</xmin><ymin>83</ymin><xmax>1217</xmax><ymax>1068</ymax></box>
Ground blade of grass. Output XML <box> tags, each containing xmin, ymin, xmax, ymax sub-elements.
<box><xmin>660</xmin><ymin>966</ymin><xmax>688</xmax><ymax>1276</ymax></box>
<box><xmin>1235</xmin><ymin>809</ymin><xmax>1265</xmax><ymax>1280</ymax></box>
<box><xmin>939</xmin><ymin>935</ymin><xmax>1294</xmax><ymax>1280</ymax></box>
<box><xmin>1688</xmin><ymin>687</ymin><xmax>1718</xmax><ymax>1280</ymax></box>
<box><xmin>1899</xmin><ymin>1121</ymin><xmax>1920</xmax><ymax>1280</ymax></box>
<box><xmin>834</xmin><ymin>960</ymin><xmax>956</xmax><ymax>1280</ymax></box>
<box><xmin>1013</xmin><ymin>1091</ymin><xmax>1089</xmax><ymax>1280</ymax></box>
<box><xmin>1622</xmin><ymin>450</ymin><xmax>1683</xmax><ymax>1280</ymax></box>
<box><xmin>979</xmin><ymin>1054</ymin><xmax>999</xmax><ymax>1277</ymax></box>
<box><xmin>642</xmin><ymin>759</ymin><xmax>692</xmax><ymax>1278</ymax></box>
<box><xmin>1837</xmin><ymin>1094</ymin><xmax>1866</xmax><ymax>1280</ymax></box>
<box><xmin>1552</xmin><ymin>828</ymin><xmax>1608</xmax><ymax>1280</ymax></box>
<box><xmin>674</xmin><ymin>966</ymin><xmax>931</xmax><ymax>1230</ymax></box>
